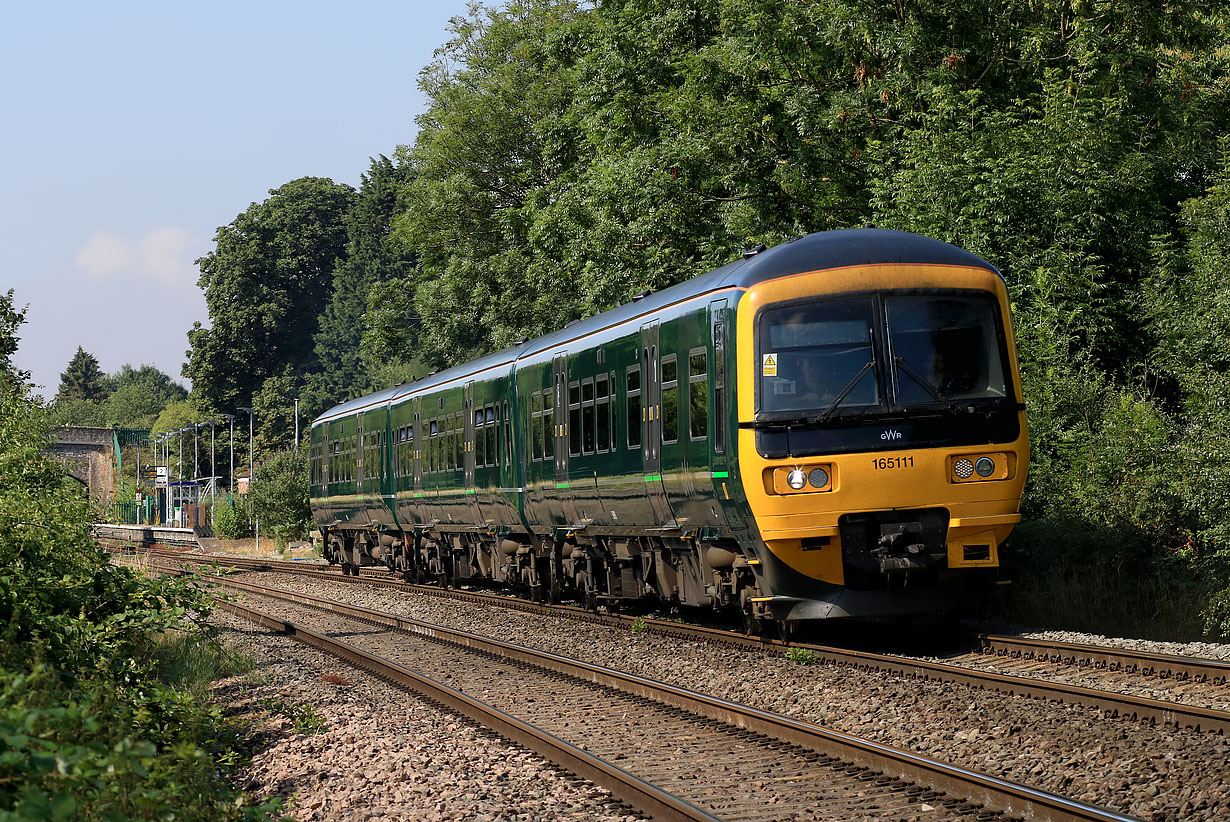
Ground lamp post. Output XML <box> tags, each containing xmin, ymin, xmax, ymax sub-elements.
<box><xmin>221</xmin><ymin>414</ymin><xmax>235</xmax><ymax>493</ymax></box>
<box><xmin>207</xmin><ymin>419</ymin><xmax>216</xmax><ymax>503</ymax></box>
<box><xmin>193</xmin><ymin>423</ymin><xmax>201</xmax><ymax>481</ymax></box>
<box><xmin>238</xmin><ymin>407</ymin><xmax>254</xmax><ymax>486</ymax></box>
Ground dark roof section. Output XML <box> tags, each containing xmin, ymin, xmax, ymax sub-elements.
<box><xmin>314</xmin><ymin>229</ymin><xmax>1000</xmax><ymax>425</ymax></box>
<box><xmin>728</xmin><ymin>229</ymin><xmax>1000</xmax><ymax>286</ymax></box>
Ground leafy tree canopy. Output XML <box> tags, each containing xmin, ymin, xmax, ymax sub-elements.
<box><xmin>303</xmin><ymin>156</ymin><xmax>417</xmax><ymax>418</ymax></box>
<box><xmin>185</xmin><ymin>177</ymin><xmax>356</xmax><ymax>412</ymax></box>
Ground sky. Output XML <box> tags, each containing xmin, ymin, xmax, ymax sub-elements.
<box><xmin>1</xmin><ymin>0</ymin><xmax>469</xmax><ymax>399</ymax></box>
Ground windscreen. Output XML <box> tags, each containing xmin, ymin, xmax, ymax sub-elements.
<box><xmin>758</xmin><ymin>298</ymin><xmax>879</xmax><ymax>414</ymax></box>
<box><xmin>885</xmin><ymin>295</ymin><xmax>1008</xmax><ymax>404</ymax></box>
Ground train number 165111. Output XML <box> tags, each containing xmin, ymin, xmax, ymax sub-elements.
<box><xmin>871</xmin><ymin>456</ymin><xmax>914</xmax><ymax>470</ymax></box>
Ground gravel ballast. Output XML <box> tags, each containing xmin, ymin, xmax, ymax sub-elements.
<box><xmin>215</xmin><ymin>570</ymin><xmax>1230</xmax><ymax>822</ymax></box>
<box><xmin>211</xmin><ymin>611</ymin><xmax>648</xmax><ymax>822</ymax></box>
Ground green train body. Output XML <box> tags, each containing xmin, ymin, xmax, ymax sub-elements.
<box><xmin>310</xmin><ymin>229</ymin><xmax>1029</xmax><ymax>628</ymax></box>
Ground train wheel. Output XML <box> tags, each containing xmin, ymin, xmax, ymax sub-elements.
<box><xmin>776</xmin><ymin>620</ymin><xmax>795</xmax><ymax>643</ymax></box>
<box><xmin>402</xmin><ymin>569</ymin><xmax>414</xmax><ymax>583</ymax></box>
<box><xmin>585</xmin><ymin>592</ymin><xmax>597</xmax><ymax>612</ymax></box>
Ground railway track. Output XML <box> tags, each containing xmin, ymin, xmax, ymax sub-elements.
<box><xmin>204</xmin><ymin>571</ymin><xmax>1140</xmax><ymax>822</ymax></box>
<box><xmin>112</xmin><ymin>546</ymin><xmax>1230</xmax><ymax>733</ymax></box>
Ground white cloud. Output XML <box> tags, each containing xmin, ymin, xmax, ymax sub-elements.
<box><xmin>74</xmin><ymin>231</ymin><xmax>132</xmax><ymax>279</ymax></box>
<box><xmin>72</xmin><ymin>226</ymin><xmax>199</xmax><ymax>286</ymax></box>
<box><xmin>138</xmin><ymin>226</ymin><xmax>195</xmax><ymax>285</ymax></box>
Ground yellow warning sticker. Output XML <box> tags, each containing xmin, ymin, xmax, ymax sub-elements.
<box><xmin>762</xmin><ymin>353</ymin><xmax>777</xmax><ymax>376</ymax></box>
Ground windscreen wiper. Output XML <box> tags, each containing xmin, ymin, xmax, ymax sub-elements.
<box><xmin>892</xmin><ymin>357</ymin><xmax>945</xmax><ymax>403</ymax></box>
<box><xmin>816</xmin><ymin>360</ymin><xmax>877</xmax><ymax>424</ymax></box>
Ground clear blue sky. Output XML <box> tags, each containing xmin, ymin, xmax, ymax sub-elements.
<box><xmin>1</xmin><ymin>0</ymin><xmax>469</xmax><ymax>399</ymax></box>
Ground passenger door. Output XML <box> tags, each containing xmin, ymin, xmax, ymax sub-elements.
<box><xmin>641</xmin><ymin>322</ymin><xmax>674</xmax><ymax>525</ymax></box>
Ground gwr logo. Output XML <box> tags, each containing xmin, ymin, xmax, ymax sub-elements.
<box><xmin>881</xmin><ymin>429</ymin><xmax>902</xmax><ymax>440</ymax></box>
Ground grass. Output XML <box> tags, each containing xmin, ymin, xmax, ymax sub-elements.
<box><xmin>148</xmin><ymin>629</ymin><xmax>256</xmax><ymax>699</ymax></box>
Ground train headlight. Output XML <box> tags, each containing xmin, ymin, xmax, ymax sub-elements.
<box><xmin>954</xmin><ymin>458</ymin><xmax>975</xmax><ymax>480</ymax></box>
<box><xmin>787</xmin><ymin>469</ymin><xmax>807</xmax><ymax>490</ymax></box>
<box><xmin>808</xmin><ymin>467</ymin><xmax>829</xmax><ymax>489</ymax></box>
<box><xmin>951</xmin><ymin>452</ymin><xmax>1011</xmax><ymax>482</ymax></box>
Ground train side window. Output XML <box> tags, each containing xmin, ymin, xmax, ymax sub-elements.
<box><xmin>429</xmin><ymin>418</ymin><xmax>438</xmax><ymax>473</ymax></box>
<box><xmin>543</xmin><ymin>390</ymin><xmax>555</xmax><ymax>459</ymax></box>
<box><xmin>447</xmin><ymin>415</ymin><xmax>456</xmax><ymax>471</ymax></box>
<box><xmin>568</xmin><ymin>381</ymin><xmax>581</xmax><ymax>457</ymax></box>
<box><xmin>581</xmin><ymin>378</ymin><xmax>596</xmax><ymax>455</ymax></box>
<box><xmin>626</xmin><ymin>365</ymin><xmax>642</xmax><ymax>449</ymax></box>
<box><xmin>503</xmin><ymin>401</ymin><xmax>511</xmax><ymax>467</ymax></box>
<box><xmin>454</xmin><ymin>413</ymin><xmax>463</xmax><ymax>470</ymax></box>
<box><xmin>662</xmin><ymin>355</ymin><xmax>679</xmax><ymax>443</ymax></box>
<box><xmin>595</xmin><ymin>373</ymin><xmax>610</xmax><ymax>453</ymax></box>
<box><xmin>689</xmin><ymin>349</ymin><xmax>708</xmax><ymax>440</ymax></box>
<box><xmin>474</xmin><ymin>408</ymin><xmax>486</xmax><ymax>467</ymax></box>
<box><xmin>531</xmin><ymin>391</ymin><xmax>544</xmax><ymax>461</ymax></box>
<box><xmin>485</xmin><ymin>406</ymin><xmax>497</xmax><ymax>468</ymax></box>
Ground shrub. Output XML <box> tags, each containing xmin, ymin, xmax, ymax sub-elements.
<box><xmin>246</xmin><ymin>449</ymin><xmax>311</xmax><ymax>543</ymax></box>
<box><xmin>212</xmin><ymin>493</ymin><xmax>249</xmax><ymax>540</ymax></box>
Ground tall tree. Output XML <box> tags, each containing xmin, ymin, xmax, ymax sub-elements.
<box><xmin>56</xmin><ymin>346</ymin><xmax>108</xmax><ymax>402</ymax></box>
<box><xmin>184</xmin><ymin>177</ymin><xmax>356</xmax><ymax>412</ymax></box>
<box><xmin>104</xmin><ymin>364</ymin><xmax>188</xmax><ymax>428</ymax></box>
<box><xmin>303</xmin><ymin>156</ymin><xmax>416</xmax><ymax>417</ymax></box>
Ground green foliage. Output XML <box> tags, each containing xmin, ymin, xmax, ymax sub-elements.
<box><xmin>0</xmin><ymin>291</ymin><xmax>27</xmax><ymax>383</ymax></box>
<box><xmin>151</xmin><ymin>399</ymin><xmax>200</xmax><ymax>436</ymax></box>
<box><xmin>104</xmin><ymin>364</ymin><xmax>188</xmax><ymax>428</ymax></box>
<box><xmin>45</xmin><ymin>397</ymin><xmax>107</xmax><ymax>428</ymax></box>
<box><xmin>368</xmin><ymin>0</ymin><xmax>1229</xmax><ymax>638</ymax></box>
<box><xmin>784</xmin><ymin>647</ymin><xmax>816</xmax><ymax>666</ymax></box>
<box><xmin>55</xmin><ymin>347</ymin><xmax>108</xmax><ymax>403</ymax></box>
<box><xmin>304</xmin><ymin>156</ymin><xmax>417</xmax><ymax>415</ymax></box>
<box><xmin>0</xmin><ymin>310</ymin><xmax>280</xmax><ymax>819</ymax></box>
<box><xmin>186</xmin><ymin>177</ymin><xmax>356</xmax><ymax>413</ymax></box>
<box><xmin>630</xmin><ymin>616</ymin><xmax>647</xmax><ymax>633</ymax></box>
<box><xmin>212</xmin><ymin>493</ymin><xmax>250</xmax><ymax>540</ymax></box>
<box><xmin>257</xmin><ymin>696</ymin><xmax>327</xmax><ymax>735</ymax></box>
<box><xmin>247</xmin><ymin>449</ymin><xmax>311</xmax><ymax>543</ymax></box>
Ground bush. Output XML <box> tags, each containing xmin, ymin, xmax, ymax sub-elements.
<box><xmin>212</xmin><ymin>493</ymin><xmax>250</xmax><ymax>540</ymax></box>
<box><xmin>246</xmin><ymin>449</ymin><xmax>311</xmax><ymax>544</ymax></box>
<box><xmin>0</xmin><ymin>295</ymin><xmax>279</xmax><ymax>819</ymax></box>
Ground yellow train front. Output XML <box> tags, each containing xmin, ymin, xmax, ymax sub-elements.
<box><xmin>732</xmin><ymin>232</ymin><xmax>1029</xmax><ymax>624</ymax></box>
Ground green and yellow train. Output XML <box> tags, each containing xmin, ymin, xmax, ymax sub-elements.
<box><xmin>309</xmin><ymin>229</ymin><xmax>1029</xmax><ymax>631</ymax></box>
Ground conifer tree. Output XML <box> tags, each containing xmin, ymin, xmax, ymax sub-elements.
<box><xmin>56</xmin><ymin>346</ymin><xmax>107</xmax><ymax>402</ymax></box>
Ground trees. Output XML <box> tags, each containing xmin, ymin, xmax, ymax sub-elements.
<box><xmin>365</xmin><ymin>0</ymin><xmax>1229</xmax><ymax>636</ymax></box>
<box><xmin>303</xmin><ymin>156</ymin><xmax>417</xmax><ymax>416</ymax></box>
<box><xmin>56</xmin><ymin>346</ymin><xmax>108</xmax><ymax>402</ymax></box>
<box><xmin>104</xmin><ymin>364</ymin><xmax>188</xmax><ymax>428</ymax></box>
<box><xmin>185</xmin><ymin>177</ymin><xmax>356</xmax><ymax>413</ymax></box>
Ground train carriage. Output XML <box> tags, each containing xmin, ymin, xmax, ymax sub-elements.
<box><xmin>310</xmin><ymin>229</ymin><xmax>1029</xmax><ymax>629</ymax></box>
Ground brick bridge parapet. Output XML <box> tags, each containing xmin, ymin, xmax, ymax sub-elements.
<box><xmin>50</xmin><ymin>426</ymin><xmax>114</xmax><ymax>506</ymax></box>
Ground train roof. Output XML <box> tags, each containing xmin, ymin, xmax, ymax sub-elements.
<box><xmin>313</xmin><ymin>229</ymin><xmax>999</xmax><ymax>426</ymax></box>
